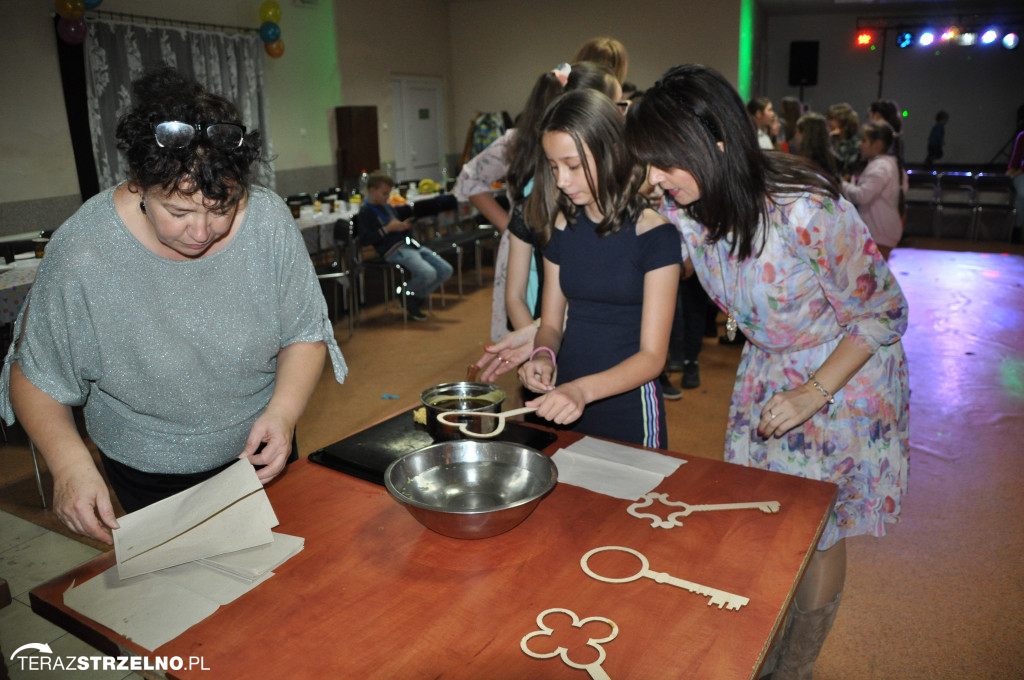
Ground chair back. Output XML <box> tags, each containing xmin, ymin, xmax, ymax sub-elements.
<box><xmin>286</xmin><ymin>192</ymin><xmax>313</xmax><ymax>206</ymax></box>
<box><xmin>973</xmin><ymin>173</ymin><xmax>1013</xmax><ymax>207</ymax></box>
<box><xmin>937</xmin><ymin>171</ymin><xmax>975</xmax><ymax>207</ymax></box>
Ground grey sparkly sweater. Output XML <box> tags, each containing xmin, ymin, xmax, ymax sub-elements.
<box><xmin>1</xmin><ymin>185</ymin><xmax>346</xmax><ymax>473</ymax></box>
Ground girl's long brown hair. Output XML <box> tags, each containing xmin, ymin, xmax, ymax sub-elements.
<box><xmin>525</xmin><ymin>89</ymin><xmax>645</xmax><ymax>246</ymax></box>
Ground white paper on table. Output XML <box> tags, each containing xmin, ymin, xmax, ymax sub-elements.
<box><xmin>198</xmin><ymin>532</ymin><xmax>305</xmax><ymax>581</ymax></box>
<box><xmin>552</xmin><ymin>436</ymin><xmax>686</xmax><ymax>500</ymax></box>
<box><xmin>157</xmin><ymin>561</ymin><xmax>275</xmax><ymax>605</ymax></box>
<box><xmin>63</xmin><ymin>533</ymin><xmax>305</xmax><ymax>650</ymax></box>
<box><xmin>113</xmin><ymin>459</ymin><xmax>279</xmax><ymax>579</ymax></box>
<box><xmin>64</xmin><ymin>566</ymin><xmax>220</xmax><ymax>652</ymax></box>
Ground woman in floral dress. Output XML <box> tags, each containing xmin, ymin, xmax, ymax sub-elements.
<box><xmin>626</xmin><ymin>64</ymin><xmax>909</xmax><ymax>680</ymax></box>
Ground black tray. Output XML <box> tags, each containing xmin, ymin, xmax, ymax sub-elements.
<box><xmin>308</xmin><ymin>407</ymin><xmax>558</xmax><ymax>486</ymax></box>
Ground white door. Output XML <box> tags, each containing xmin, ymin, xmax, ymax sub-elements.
<box><xmin>390</xmin><ymin>76</ymin><xmax>445</xmax><ymax>184</ymax></box>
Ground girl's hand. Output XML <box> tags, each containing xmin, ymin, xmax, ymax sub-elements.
<box><xmin>758</xmin><ymin>383</ymin><xmax>828</xmax><ymax>439</ymax></box>
<box><xmin>518</xmin><ymin>357</ymin><xmax>556</xmax><ymax>393</ymax></box>
<box><xmin>473</xmin><ymin>324</ymin><xmax>538</xmax><ymax>382</ymax></box>
<box><xmin>526</xmin><ymin>383</ymin><xmax>585</xmax><ymax>425</ymax></box>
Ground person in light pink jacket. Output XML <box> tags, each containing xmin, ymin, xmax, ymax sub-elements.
<box><xmin>842</xmin><ymin>122</ymin><xmax>903</xmax><ymax>260</ymax></box>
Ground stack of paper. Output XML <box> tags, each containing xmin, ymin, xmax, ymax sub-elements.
<box><xmin>63</xmin><ymin>460</ymin><xmax>304</xmax><ymax>651</ymax></box>
<box><xmin>551</xmin><ymin>436</ymin><xmax>687</xmax><ymax>500</ymax></box>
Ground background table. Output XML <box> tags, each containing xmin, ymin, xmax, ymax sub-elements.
<box><xmin>30</xmin><ymin>429</ymin><xmax>836</xmax><ymax>680</ymax></box>
<box><xmin>0</xmin><ymin>259</ymin><xmax>40</xmax><ymax>325</ymax></box>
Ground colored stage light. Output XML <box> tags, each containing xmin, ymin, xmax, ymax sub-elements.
<box><xmin>1004</xmin><ymin>32</ymin><xmax>1020</xmax><ymax>49</ymax></box>
<box><xmin>940</xmin><ymin>26</ymin><xmax>960</xmax><ymax>42</ymax></box>
<box><xmin>981</xmin><ymin>29</ymin><xmax>999</xmax><ymax>44</ymax></box>
<box><xmin>958</xmin><ymin>32</ymin><xmax>978</xmax><ymax>46</ymax></box>
<box><xmin>919</xmin><ymin>31</ymin><xmax>935</xmax><ymax>46</ymax></box>
<box><xmin>897</xmin><ymin>31</ymin><xmax>914</xmax><ymax>48</ymax></box>
<box><xmin>856</xmin><ymin>31</ymin><xmax>874</xmax><ymax>47</ymax></box>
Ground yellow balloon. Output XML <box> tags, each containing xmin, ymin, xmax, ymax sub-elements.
<box><xmin>55</xmin><ymin>0</ymin><xmax>85</xmax><ymax>20</ymax></box>
<box><xmin>259</xmin><ymin>0</ymin><xmax>281</xmax><ymax>24</ymax></box>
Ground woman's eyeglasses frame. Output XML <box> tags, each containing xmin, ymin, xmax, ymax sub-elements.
<box><xmin>153</xmin><ymin>121</ymin><xmax>246</xmax><ymax>149</ymax></box>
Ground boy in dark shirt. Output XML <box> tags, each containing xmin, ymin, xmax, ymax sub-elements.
<box><xmin>355</xmin><ymin>171</ymin><xmax>453</xmax><ymax>321</ymax></box>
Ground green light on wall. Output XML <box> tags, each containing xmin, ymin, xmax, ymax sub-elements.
<box><xmin>737</xmin><ymin>0</ymin><xmax>754</xmax><ymax>99</ymax></box>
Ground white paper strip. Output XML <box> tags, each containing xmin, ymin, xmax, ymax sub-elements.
<box><xmin>551</xmin><ymin>437</ymin><xmax>686</xmax><ymax>500</ymax></box>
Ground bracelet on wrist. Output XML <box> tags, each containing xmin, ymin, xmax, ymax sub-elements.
<box><xmin>807</xmin><ymin>372</ymin><xmax>835</xmax><ymax>405</ymax></box>
<box><xmin>529</xmin><ymin>346</ymin><xmax>557</xmax><ymax>366</ymax></box>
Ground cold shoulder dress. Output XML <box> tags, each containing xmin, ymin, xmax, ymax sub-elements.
<box><xmin>543</xmin><ymin>210</ymin><xmax>681</xmax><ymax>449</ymax></box>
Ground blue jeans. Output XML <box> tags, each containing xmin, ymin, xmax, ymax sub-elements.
<box><xmin>386</xmin><ymin>245</ymin><xmax>454</xmax><ymax>298</ymax></box>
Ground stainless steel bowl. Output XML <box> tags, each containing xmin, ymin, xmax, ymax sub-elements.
<box><xmin>420</xmin><ymin>381</ymin><xmax>506</xmax><ymax>440</ymax></box>
<box><xmin>384</xmin><ymin>439</ymin><xmax>557</xmax><ymax>539</ymax></box>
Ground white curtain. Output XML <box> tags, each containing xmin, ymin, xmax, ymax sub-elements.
<box><xmin>82</xmin><ymin>17</ymin><xmax>275</xmax><ymax>191</ymax></box>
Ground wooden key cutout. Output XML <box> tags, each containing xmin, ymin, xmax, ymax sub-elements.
<box><xmin>581</xmin><ymin>546</ymin><xmax>750</xmax><ymax>611</ymax></box>
<box><xmin>522</xmin><ymin>608</ymin><xmax>619</xmax><ymax>679</ymax></box>
<box><xmin>628</xmin><ymin>492</ymin><xmax>780</xmax><ymax>529</ymax></box>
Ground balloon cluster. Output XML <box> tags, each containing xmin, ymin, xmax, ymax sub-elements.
<box><xmin>258</xmin><ymin>1</ymin><xmax>284</xmax><ymax>58</ymax></box>
<box><xmin>55</xmin><ymin>0</ymin><xmax>102</xmax><ymax>45</ymax></box>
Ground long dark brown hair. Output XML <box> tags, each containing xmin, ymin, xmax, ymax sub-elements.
<box><xmin>625</xmin><ymin>64</ymin><xmax>838</xmax><ymax>260</ymax></box>
<box><xmin>505</xmin><ymin>62</ymin><xmax>619</xmax><ymax>202</ymax></box>
<box><xmin>525</xmin><ymin>89</ymin><xmax>645</xmax><ymax>245</ymax></box>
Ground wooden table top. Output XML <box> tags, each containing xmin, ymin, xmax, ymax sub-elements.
<box><xmin>31</xmin><ymin>429</ymin><xmax>836</xmax><ymax>680</ymax></box>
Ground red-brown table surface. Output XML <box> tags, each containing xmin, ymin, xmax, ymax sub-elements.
<box><xmin>30</xmin><ymin>428</ymin><xmax>836</xmax><ymax>680</ymax></box>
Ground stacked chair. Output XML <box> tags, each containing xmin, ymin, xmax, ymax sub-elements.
<box><xmin>415</xmin><ymin>194</ymin><xmax>498</xmax><ymax>299</ymax></box>
<box><xmin>900</xmin><ymin>170</ymin><xmax>1017</xmax><ymax>243</ymax></box>
<box><xmin>903</xmin><ymin>169</ymin><xmax>939</xmax><ymax>237</ymax></box>
<box><xmin>934</xmin><ymin>171</ymin><xmax>975</xmax><ymax>239</ymax></box>
<box><xmin>971</xmin><ymin>173</ymin><xmax>1017</xmax><ymax>242</ymax></box>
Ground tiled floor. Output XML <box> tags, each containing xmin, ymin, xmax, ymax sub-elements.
<box><xmin>0</xmin><ymin>510</ymin><xmax>144</xmax><ymax>680</ymax></box>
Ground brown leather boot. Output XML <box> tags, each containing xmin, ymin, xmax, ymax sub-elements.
<box><xmin>771</xmin><ymin>592</ymin><xmax>842</xmax><ymax>680</ymax></box>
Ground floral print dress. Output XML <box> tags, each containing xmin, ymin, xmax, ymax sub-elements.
<box><xmin>662</xmin><ymin>191</ymin><xmax>910</xmax><ymax>549</ymax></box>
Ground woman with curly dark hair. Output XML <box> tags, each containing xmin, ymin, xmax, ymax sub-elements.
<box><xmin>1</xmin><ymin>67</ymin><xmax>346</xmax><ymax>542</ymax></box>
<box><xmin>627</xmin><ymin>64</ymin><xmax>909</xmax><ymax>679</ymax></box>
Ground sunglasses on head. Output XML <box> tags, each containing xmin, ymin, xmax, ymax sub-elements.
<box><xmin>154</xmin><ymin>121</ymin><xmax>246</xmax><ymax>148</ymax></box>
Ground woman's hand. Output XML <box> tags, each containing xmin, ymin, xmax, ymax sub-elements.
<box><xmin>51</xmin><ymin>460</ymin><xmax>119</xmax><ymax>544</ymax></box>
<box><xmin>525</xmin><ymin>382</ymin><xmax>585</xmax><ymax>425</ymax></box>
<box><xmin>758</xmin><ymin>382</ymin><xmax>828</xmax><ymax>439</ymax></box>
<box><xmin>473</xmin><ymin>323</ymin><xmax>538</xmax><ymax>382</ymax></box>
<box><xmin>240</xmin><ymin>410</ymin><xmax>294</xmax><ymax>484</ymax></box>
<box><xmin>9</xmin><ymin>363</ymin><xmax>119</xmax><ymax>544</ymax></box>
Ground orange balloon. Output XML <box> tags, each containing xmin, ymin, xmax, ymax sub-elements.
<box><xmin>264</xmin><ymin>39</ymin><xmax>284</xmax><ymax>58</ymax></box>
<box><xmin>55</xmin><ymin>0</ymin><xmax>85</xmax><ymax>20</ymax></box>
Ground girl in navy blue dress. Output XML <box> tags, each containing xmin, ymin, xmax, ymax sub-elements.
<box><xmin>518</xmin><ymin>89</ymin><xmax>681</xmax><ymax>448</ymax></box>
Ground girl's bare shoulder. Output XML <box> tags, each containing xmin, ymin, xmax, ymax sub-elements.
<box><xmin>636</xmin><ymin>208</ymin><xmax>670</xmax><ymax>234</ymax></box>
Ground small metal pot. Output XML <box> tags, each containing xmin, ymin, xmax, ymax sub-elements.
<box><xmin>421</xmin><ymin>382</ymin><xmax>506</xmax><ymax>440</ymax></box>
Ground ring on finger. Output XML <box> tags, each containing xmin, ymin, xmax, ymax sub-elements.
<box><xmin>769</xmin><ymin>409</ymin><xmax>777</xmax><ymax>420</ymax></box>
